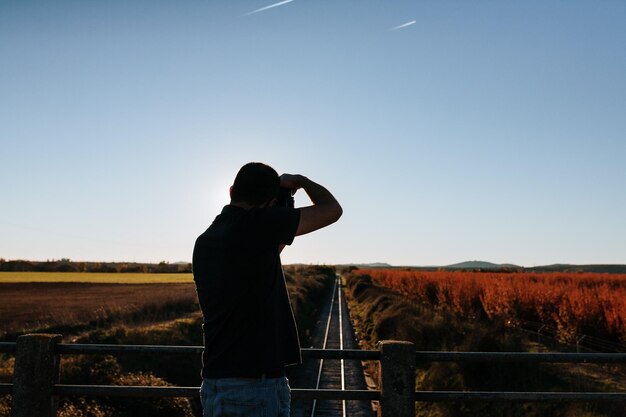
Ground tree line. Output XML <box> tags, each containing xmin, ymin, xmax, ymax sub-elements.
<box><xmin>0</xmin><ymin>258</ymin><xmax>192</xmax><ymax>273</ymax></box>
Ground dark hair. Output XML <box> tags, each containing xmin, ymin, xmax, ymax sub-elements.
<box><xmin>231</xmin><ymin>162</ymin><xmax>280</xmax><ymax>205</ymax></box>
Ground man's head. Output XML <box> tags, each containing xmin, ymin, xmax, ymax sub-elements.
<box><xmin>230</xmin><ymin>162</ymin><xmax>280</xmax><ymax>207</ymax></box>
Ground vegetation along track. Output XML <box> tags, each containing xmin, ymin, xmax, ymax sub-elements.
<box><xmin>290</xmin><ymin>275</ymin><xmax>373</xmax><ymax>417</ymax></box>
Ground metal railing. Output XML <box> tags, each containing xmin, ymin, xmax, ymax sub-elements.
<box><xmin>1</xmin><ymin>335</ymin><xmax>626</xmax><ymax>417</ymax></box>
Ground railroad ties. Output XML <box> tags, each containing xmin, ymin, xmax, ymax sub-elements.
<box><xmin>290</xmin><ymin>276</ymin><xmax>374</xmax><ymax>417</ymax></box>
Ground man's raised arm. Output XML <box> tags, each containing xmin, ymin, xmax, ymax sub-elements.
<box><xmin>279</xmin><ymin>174</ymin><xmax>342</xmax><ymax>236</ymax></box>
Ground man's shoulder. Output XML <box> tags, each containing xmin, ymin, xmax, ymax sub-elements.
<box><xmin>195</xmin><ymin>205</ymin><xmax>300</xmax><ymax>249</ymax></box>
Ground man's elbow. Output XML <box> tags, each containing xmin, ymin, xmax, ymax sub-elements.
<box><xmin>331</xmin><ymin>203</ymin><xmax>343</xmax><ymax>224</ymax></box>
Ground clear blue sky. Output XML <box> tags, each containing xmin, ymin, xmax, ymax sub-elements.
<box><xmin>1</xmin><ymin>1</ymin><xmax>625</xmax><ymax>266</ymax></box>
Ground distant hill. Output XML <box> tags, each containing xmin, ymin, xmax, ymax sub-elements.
<box><xmin>527</xmin><ymin>264</ymin><xmax>626</xmax><ymax>274</ymax></box>
<box><xmin>340</xmin><ymin>261</ymin><xmax>626</xmax><ymax>274</ymax></box>
<box><xmin>441</xmin><ymin>261</ymin><xmax>626</xmax><ymax>274</ymax></box>
<box><xmin>442</xmin><ymin>261</ymin><xmax>626</xmax><ymax>273</ymax></box>
<box><xmin>445</xmin><ymin>261</ymin><xmax>522</xmax><ymax>270</ymax></box>
<box><xmin>359</xmin><ymin>262</ymin><xmax>392</xmax><ymax>268</ymax></box>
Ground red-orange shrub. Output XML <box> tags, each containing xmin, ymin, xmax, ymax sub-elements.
<box><xmin>358</xmin><ymin>269</ymin><xmax>626</xmax><ymax>344</ymax></box>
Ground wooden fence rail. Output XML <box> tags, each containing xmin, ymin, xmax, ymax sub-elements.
<box><xmin>1</xmin><ymin>334</ymin><xmax>626</xmax><ymax>417</ymax></box>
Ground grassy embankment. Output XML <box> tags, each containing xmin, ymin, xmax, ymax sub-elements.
<box><xmin>0</xmin><ymin>266</ymin><xmax>335</xmax><ymax>417</ymax></box>
<box><xmin>344</xmin><ymin>272</ymin><xmax>626</xmax><ymax>417</ymax></box>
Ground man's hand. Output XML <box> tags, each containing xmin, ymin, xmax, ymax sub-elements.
<box><xmin>279</xmin><ymin>174</ymin><xmax>305</xmax><ymax>190</ymax></box>
<box><xmin>279</xmin><ymin>173</ymin><xmax>342</xmax><ymax>236</ymax></box>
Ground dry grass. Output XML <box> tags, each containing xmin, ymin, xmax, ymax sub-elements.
<box><xmin>0</xmin><ymin>283</ymin><xmax>197</xmax><ymax>337</ymax></box>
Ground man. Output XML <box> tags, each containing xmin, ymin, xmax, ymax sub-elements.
<box><xmin>193</xmin><ymin>162</ymin><xmax>342</xmax><ymax>417</ymax></box>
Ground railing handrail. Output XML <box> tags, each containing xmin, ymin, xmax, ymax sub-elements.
<box><xmin>415</xmin><ymin>351</ymin><xmax>626</xmax><ymax>363</ymax></box>
<box><xmin>4</xmin><ymin>381</ymin><xmax>626</xmax><ymax>402</ymax></box>
<box><xmin>0</xmin><ymin>342</ymin><xmax>16</xmax><ymax>353</ymax></box>
<box><xmin>6</xmin><ymin>341</ymin><xmax>626</xmax><ymax>363</ymax></box>
<box><xmin>4</xmin><ymin>336</ymin><xmax>626</xmax><ymax>417</ymax></box>
<box><xmin>414</xmin><ymin>391</ymin><xmax>626</xmax><ymax>402</ymax></box>
<box><xmin>50</xmin><ymin>384</ymin><xmax>378</xmax><ymax>400</ymax></box>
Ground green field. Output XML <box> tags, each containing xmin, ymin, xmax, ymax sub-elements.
<box><xmin>0</xmin><ymin>271</ymin><xmax>193</xmax><ymax>283</ymax></box>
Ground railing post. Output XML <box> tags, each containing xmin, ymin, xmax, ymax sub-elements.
<box><xmin>378</xmin><ymin>340</ymin><xmax>415</xmax><ymax>417</ymax></box>
<box><xmin>11</xmin><ymin>334</ymin><xmax>62</xmax><ymax>417</ymax></box>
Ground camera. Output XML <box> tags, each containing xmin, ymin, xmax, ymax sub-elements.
<box><xmin>277</xmin><ymin>187</ymin><xmax>295</xmax><ymax>208</ymax></box>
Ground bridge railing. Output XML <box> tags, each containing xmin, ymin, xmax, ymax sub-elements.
<box><xmin>1</xmin><ymin>335</ymin><xmax>626</xmax><ymax>417</ymax></box>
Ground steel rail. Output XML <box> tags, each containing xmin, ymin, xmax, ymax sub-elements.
<box><xmin>310</xmin><ymin>276</ymin><xmax>338</xmax><ymax>417</ymax></box>
<box><xmin>337</xmin><ymin>275</ymin><xmax>346</xmax><ymax>417</ymax></box>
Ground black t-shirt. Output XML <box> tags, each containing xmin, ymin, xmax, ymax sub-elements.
<box><xmin>192</xmin><ymin>205</ymin><xmax>302</xmax><ymax>378</ymax></box>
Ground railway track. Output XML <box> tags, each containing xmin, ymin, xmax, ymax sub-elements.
<box><xmin>290</xmin><ymin>275</ymin><xmax>373</xmax><ymax>417</ymax></box>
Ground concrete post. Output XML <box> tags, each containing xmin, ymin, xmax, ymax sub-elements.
<box><xmin>378</xmin><ymin>340</ymin><xmax>416</xmax><ymax>417</ymax></box>
<box><xmin>11</xmin><ymin>334</ymin><xmax>62</xmax><ymax>417</ymax></box>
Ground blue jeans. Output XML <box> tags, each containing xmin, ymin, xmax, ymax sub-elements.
<box><xmin>200</xmin><ymin>377</ymin><xmax>291</xmax><ymax>417</ymax></box>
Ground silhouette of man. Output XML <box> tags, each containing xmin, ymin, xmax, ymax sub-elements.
<box><xmin>193</xmin><ymin>162</ymin><xmax>342</xmax><ymax>417</ymax></box>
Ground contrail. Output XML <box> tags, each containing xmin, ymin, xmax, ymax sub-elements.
<box><xmin>247</xmin><ymin>0</ymin><xmax>295</xmax><ymax>15</ymax></box>
<box><xmin>390</xmin><ymin>20</ymin><xmax>416</xmax><ymax>31</ymax></box>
